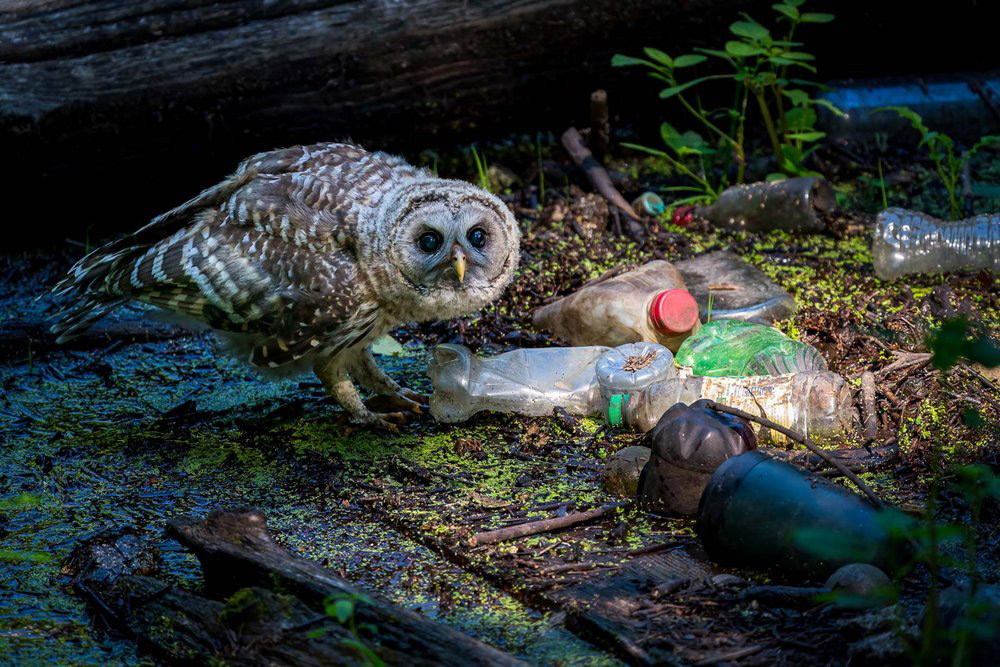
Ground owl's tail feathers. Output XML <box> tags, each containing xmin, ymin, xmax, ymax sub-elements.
<box><xmin>51</xmin><ymin>247</ymin><xmax>136</xmax><ymax>299</ymax></box>
<box><xmin>49</xmin><ymin>296</ymin><xmax>129</xmax><ymax>344</ymax></box>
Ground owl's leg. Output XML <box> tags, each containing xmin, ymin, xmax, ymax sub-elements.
<box><xmin>348</xmin><ymin>347</ymin><xmax>428</xmax><ymax>414</ymax></box>
<box><xmin>314</xmin><ymin>356</ymin><xmax>407</xmax><ymax>431</ymax></box>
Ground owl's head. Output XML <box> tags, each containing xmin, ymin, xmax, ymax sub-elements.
<box><xmin>362</xmin><ymin>178</ymin><xmax>520</xmax><ymax>321</ymax></box>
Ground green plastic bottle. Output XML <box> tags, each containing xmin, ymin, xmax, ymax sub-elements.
<box><xmin>674</xmin><ymin>319</ymin><xmax>826</xmax><ymax>377</ymax></box>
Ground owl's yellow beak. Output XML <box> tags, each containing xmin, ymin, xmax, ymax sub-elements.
<box><xmin>451</xmin><ymin>246</ymin><xmax>466</xmax><ymax>284</ymax></box>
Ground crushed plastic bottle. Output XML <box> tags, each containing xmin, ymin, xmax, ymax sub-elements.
<box><xmin>532</xmin><ymin>260</ymin><xmax>701</xmax><ymax>352</ymax></box>
<box><xmin>607</xmin><ymin>370</ymin><xmax>856</xmax><ymax>444</ymax></box>
<box><xmin>693</xmin><ymin>177</ymin><xmax>836</xmax><ymax>233</ymax></box>
<box><xmin>632</xmin><ymin>192</ymin><xmax>665</xmax><ymax>216</ymax></box>
<box><xmin>427</xmin><ymin>344</ymin><xmax>609</xmax><ymax>422</ymax></box>
<box><xmin>675</xmin><ymin>319</ymin><xmax>826</xmax><ymax>377</ymax></box>
<box><xmin>872</xmin><ymin>207</ymin><xmax>1000</xmax><ymax>280</ymax></box>
<box><xmin>674</xmin><ymin>251</ymin><xmax>796</xmax><ymax>324</ymax></box>
<box><xmin>595</xmin><ymin>342</ymin><xmax>676</xmax><ymax>399</ymax></box>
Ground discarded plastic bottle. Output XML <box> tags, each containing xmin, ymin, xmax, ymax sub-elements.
<box><xmin>693</xmin><ymin>177</ymin><xmax>836</xmax><ymax>233</ymax></box>
<box><xmin>594</xmin><ymin>342</ymin><xmax>676</xmax><ymax>399</ymax></box>
<box><xmin>872</xmin><ymin>208</ymin><xmax>1000</xmax><ymax>280</ymax></box>
<box><xmin>675</xmin><ymin>319</ymin><xmax>827</xmax><ymax>377</ymax></box>
<box><xmin>427</xmin><ymin>344</ymin><xmax>609</xmax><ymax>422</ymax></box>
<box><xmin>632</xmin><ymin>192</ymin><xmax>665</xmax><ymax>216</ymax></box>
<box><xmin>532</xmin><ymin>260</ymin><xmax>701</xmax><ymax>352</ymax></box>
<box><xmin>674</xmin><ymin>251</ymin><xmax>796</xmax><ymax>324</ymax></box>
<box><xmin>606</xmin><ymin>370</ymin><xmax>857</xmax><ymax>444</ymax></box>
<box><xmin>698</xmin><ymin>451</ymin><xmax>906</xmax><ymax>578</ymax></box>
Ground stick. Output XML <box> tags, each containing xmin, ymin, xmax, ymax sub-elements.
<box><xmin>702</xmin><ymin>401</ymin><xmax>886</xmax><ymax>509</ymax></box>
<box><xmin>589</xmin><ymin>89</ymin><xmax>610</xmax><ymax>161</ymax></box>
<box><xmin>560</xmin><ymin>127</ymin><xmax>640</xmax><ymax>219</ymax></box>
<box><xmin>861</xmin><ymin>371</ymin><xmax>878</xmax><ymax>442</ymax></box>
<box><xmin>470</xmin><ymin>503</ymin><xmax>618</xmax><ymax>546</ymax></box>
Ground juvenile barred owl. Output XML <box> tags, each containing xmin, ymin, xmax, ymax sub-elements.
<box><xmin>51</xmin><ymin>143</ymin><xmax>521</xmax><ymax>429</ymax></box>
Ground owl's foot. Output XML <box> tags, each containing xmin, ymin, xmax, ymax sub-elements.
<box><xmin>366</xmin><ymin>389</ymin><xmax>428</xmax><ymax>415</ymax></box>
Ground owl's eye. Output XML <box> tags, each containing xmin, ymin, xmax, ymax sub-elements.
<box><xmin>417</xmin><ymin>231</ymin><xmax>443</xmax><ymax>253</ymax></box>
<box><xmin>467</xmin><ymin>227</ymin><xmax>487</xmax><ymax>249</ymax></box>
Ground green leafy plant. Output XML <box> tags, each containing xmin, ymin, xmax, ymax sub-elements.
<box><xmin>308</xmin><ymin>592</ymin><xmax>385</xmax><ymax>667</ymax></box>
<box><xmin>873</xmin><ymin>106</ymin><xmax>1000</xmax><ymax>219</ymax></box>
<box><xmin>613</xmin><ymin>0</ymin><xmax>841</xmax><ymax>193</ymax></box>
<box><xmin>470</xmin><ymin>144</ymin><xmax>492</xmax><ymax>193</ymax></box>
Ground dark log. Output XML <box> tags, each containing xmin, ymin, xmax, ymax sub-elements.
<box><xmin>165</xmin><ymin>508</ymin><xmax>524</xmax><ymax>666</ymax></box>
<box><xmin>0</xmin><ymin>317</ymin><xmax>188</xmax><ymax>362</ymax></box>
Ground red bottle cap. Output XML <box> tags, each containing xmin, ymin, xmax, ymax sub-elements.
<box><xmin>648</xmin><ymin>289</ymin><xmax>699</xmax><ymax>335</ymax></box>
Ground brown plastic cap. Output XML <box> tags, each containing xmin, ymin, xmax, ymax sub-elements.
<box><xmin>649</xmin><ymin>289</ymin><xmax>699</xmax><ymax>335</ymax></box>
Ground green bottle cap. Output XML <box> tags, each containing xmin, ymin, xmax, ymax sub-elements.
<box><xmin>607</xmin><ymin>394</ymin><xmax>625</xmax><ymax>427</ymax></box>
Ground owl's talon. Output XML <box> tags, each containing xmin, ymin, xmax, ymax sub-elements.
<box><xmin>366</xmin><ymin>391</ymin><xmax>426</xmax><ymax>415</ymax></box>
<box><xmin>401</xmin><ymin>389</ymin><xmax>431</xmax><ymax>409</ymax></box>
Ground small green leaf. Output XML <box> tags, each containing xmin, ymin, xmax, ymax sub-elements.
<box><xmin>725</xmin><ymin>41</ymin><xmax>765</xmax><ymax>57</ymax></box>
<box><xmin>812</xmin><ymin>97</ymin><xmax>847</xmax><ymax>118</ymax></box>
<box><xmin>621</xmin><ymin>142</ymin><xmax>669</xmax><ymax>158</ymax></box>
<box><xmin>693</xmin><ymin>47</ymin><xmax>733</xmax><ymax>60</ymax></box>
<box><xmin>781</xmin><ymin>88</ymin><xmax>810</xmax><ymax>106</ymax></box>
<box><xmin>785</xmin><ymin>0</ymin><xmax>805</xmax><ymax>6</ymax></box>
<box><xmin>643</xmin><ymin>47</ymin><xmax>673</xmax><ymax>67</ymax></box>
<box><xmin>772</xmin><ymin>3</ymin><xmax>799</xmax><ymax>20</ymax></box>
<box><xmin>729</xmin><ymin>20</ymin><xmax>771</xmax><ymax>41</ymax></box>
<box><xmin>658</xmin><ymin>75</ymin><xmax>730</xmax><ymax>99</ymax></box>
<box><xmin>673</xmin><ymin>54</ymin><xmax>707</xmax><ymax>68</ymax></box>
<box><xmin>333</xmin><ymin>598</ymin><xmax>354</xmax><ymax>624</ymax></box>
<box><xmin>780</xmin><ymin>51</ymin><xmax>815</xmax><ymax>60</ymax></box>
<box><xmin>800</xmin><ymin>12</ymin><xmax>835</xmax><ymax>23</ymax></box>
<box><xmin>612</xmin><ymin>54</ymin><xmax>654</xmax><ymax>68</ymax></box>
<box><xmin>786</xmin><ymin>131</ymin><xmax>826</xmax><ymax>141</ymax></box>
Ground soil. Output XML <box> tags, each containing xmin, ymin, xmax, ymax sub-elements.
<box><xmin>1</xmin><ymin>134</ymin><xmax>999</xmax><ymax>665</ymax></box>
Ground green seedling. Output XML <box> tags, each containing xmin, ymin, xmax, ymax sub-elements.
<box><xmin>873</xmin><ymin>106</ymin><xmax>1000</xmax><ymax>219</ymax></box>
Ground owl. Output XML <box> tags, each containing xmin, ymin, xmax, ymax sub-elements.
<box><xmin>50</xmin><ymin>143</ymin><xmax>521</xmax><ymax>429</ymax></box>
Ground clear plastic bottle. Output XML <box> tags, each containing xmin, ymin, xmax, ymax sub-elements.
<box><xmin>675</xmin><ymin>319</ymin><xmax>827</xmax><ymax>377</ymax></box>
<box><xmin>694</xmin><ymin>177</ymin><xmax>836</xmax><ymax>233</ymax></box>
<box><xmin>428</xmin><ymin>343</ymin><xmax>676</xmax><ymax>423</ymax></box>
<box><xmin>872</xmin><ymin>208</ymin><xmax>1000</xmax><ymax>280</ymax></box>
<box><xmin>427</xmin><ymin>344</ymin><xmax>609</xmax><ymax>422</ymax></box>
<box><xmin>531</xmin><ymin>260</ymin><xmax>701</xmax><ymax>352</ymax></box>
<box><xmin>674</xmin><ymin>251</ymin><xmax>796</xmax><ymax>324</ymax></box>
<box><xmin>607</xmin><ymin>370</ymin><xmax>856</xmax><ymax>444</ymax></box>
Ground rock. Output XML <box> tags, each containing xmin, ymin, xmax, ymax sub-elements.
<box><xmin>602</xmin><ymin>446</ymin><xmax>651</xmax><ymax>496</ymax></box>
<box><xmin>824</xmin><ymin>563</ymin><xmax>891</xmax><ymax>598</ymax></box>
<box><xmin>711</xmin><ymin>574</ymin><xmax>747</xmax><ymax>588</ymax></box>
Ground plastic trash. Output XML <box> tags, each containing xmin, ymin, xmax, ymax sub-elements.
<box><xmin>602</xmin><ymin>446</ymin><xmax>652</xmax><ymax>496</ymax></box>
<box><xmin>675</xmin><ymin>319</ymin><xmax>827</xmax><ymax>377</ymax></box>
<box><xmin>872</xmin><ymin>207</ymin><xmax>1000</xmax><ymax>280</ymax></box>
<box><xmin>638</xmin><ymin>399</ymin><xmax>757</xmax><ymax>515</ymax></box>
<box><xmin>606</xmin><ymin>370</ymin><xmax>857</xmax><ymax>444</ymax></box>
<box><xmin>595</xmin><ymin>342</ymin><xmax>675</xmax><ymax>399</ymax></box>
<box><xmin>632</xmin><ymin>192</ymin><xmax>665</xmax><ymax>216</ymax></box>
<box><xmin>532</xmin><ymin>260</ymin><xmax>701</xmax><ymax>352</ymax></box>
<box><xmin>694</xmin><ymin>177</ymin><xmax>836</xmax><ymax>233</ymax></box>
<box><xmin>427</xmin><ymin>344</ymin><xmax>609</xmax><ymax>422</ymax></box>
<box><xmin>674</xmin><ymin>251</ymin><xmax>796</xmax><ymax>324</ymax></box>
<box><xmin>697</xmin><ymin>451</ymin><xmax>904</xmax><ymax>578</ymax></box>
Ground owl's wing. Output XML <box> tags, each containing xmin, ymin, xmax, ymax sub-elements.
<box><xmin>51</xmin><ymin>143</ymin><xmax>388</xmax><ymax>348</ymax></box>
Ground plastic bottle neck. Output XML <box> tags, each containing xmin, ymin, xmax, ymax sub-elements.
<box><xmin>647</xmin><ymin>289</ymin><xmax>700</xmax><ymax>338</ymax></box>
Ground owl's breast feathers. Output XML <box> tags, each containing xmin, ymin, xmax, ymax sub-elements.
<box><xmin>51</xmin><ymin>142</ymin><xmax>423</xmax><ymax>368</ymax></box>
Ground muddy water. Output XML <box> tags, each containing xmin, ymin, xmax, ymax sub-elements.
<box><xmin>0</xmin><ymin>260</ymin><xmax>618</xmax><ymax>665</ymax></box>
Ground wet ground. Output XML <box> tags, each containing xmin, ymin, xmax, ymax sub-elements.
<box><xmin>2</xmin><ymin>144</ymin><xmax>1000</xmax><ymax>665</ymax></box>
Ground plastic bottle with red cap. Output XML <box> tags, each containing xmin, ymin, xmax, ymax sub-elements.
<box><xmin>531</xmin><ymin>260</ymin><xmax>701</xmax><ymax>352</ymax></box>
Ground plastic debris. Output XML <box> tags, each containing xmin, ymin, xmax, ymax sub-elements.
<box><xmin>675</xmin><ymin>319</ymin><xmax>827</xmax><ymax>377</ymax></box>
<box><xmin>693</xmin><ymin>177</ymin><xmax>836</xmax><ymax>233</ymax></box>
<box><xmin>638</xmin><ymin>399</ymin><xmax>757</xmax><ymax>515</ymax></box>
<box><xmin>602</xmin><ymin>446</ymin><xmax>651</xmax><ymax>496</ymax></box>
<box><xmin>595</xmin><ymin>342</ymin><xmax>675</xmax><ymax>399</ymax></box>
<box><xmin>872</xmin><ymin>207</ymin><xmax>1000</xmax><ymax>280</ymax></box>
<box><xmin>606</xmin><ymin>369</ymin><xmax>857</xmax><ymax>444</ymax></box>
<box><xmin>674</xmin><ymin>251</ymin><xmax>797</xmax><ymax>324</ymax></box>
<box><xmin>427</xmin><ymin>344</ymin><xmax>609</xmax><ymax>422</ymax></box>
<box><xmin>631</xmin><ymin>191</ymin><xmax>665</xmax><ymax>216</ymax></box>
<box><xmin>532</xmin><ymin>260</ymin><xmax>700</xmax><ymax>352</ymax></box>
<box><xmin>697</xmin><ymin>451</ymin><xmax>902</xmax><ymax>578</ymax></box>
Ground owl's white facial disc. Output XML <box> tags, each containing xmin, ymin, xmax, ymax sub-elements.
<box><xmin>378</xmin><ymin>179</ymin><xmax>520</xmax><ymax>320</ymax></box>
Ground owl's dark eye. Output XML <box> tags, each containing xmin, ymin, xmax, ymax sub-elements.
<box><xmin>467</xmin><ymin>227</ymin><xmax>487</xmax><ymax>249</ymax></box>
<box><xmin>417</xmin><ymin>231</ymin><xmax>442</xmax><ymax>253</ymax></box>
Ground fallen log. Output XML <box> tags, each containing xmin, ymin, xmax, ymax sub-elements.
<box><xmin>67</xmin><ymin>511</ymin><xmax>526</xmax><ymax>666</ymax></box>
<box><xmin>0</xmin><ymin>317</ymin><xmax>188</xmax><ymax>362</ymax></box>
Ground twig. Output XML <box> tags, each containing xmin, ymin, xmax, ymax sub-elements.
<box><xmin>861</xmin><ymin>371</ymin><xmax>878</xmax><ymax>442</ymax></box>
<box><xmin>692</xmin><ymin>645</ymin><xmax>765</xmax><ymax>666</ymax></box>
<box><xmin>470</xmin><ymin>503</ymin><xmax>620</xmax><ymax>546</ymax></box>
<box><xmin>702</xmin><ymin>401</ymin><xmax>885</xmax><ymax>509</ymax></box>
<box><xmin>875</xmin><ymin>351</ymin><xmax>931</xmax><ymax>379</ymax></box>
<box><xmin>560</xmin><ymin>127</ymin><xmax>639</xmax><ymax>219</ymax></box>
<box><xmin>589</xmin><ymin>90</ymin><xmax>610</xmax><ymax>161</ymax></box>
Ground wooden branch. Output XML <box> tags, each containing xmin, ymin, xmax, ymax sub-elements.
<box><xmin>861</xmin><ymin>371</ymin><xmax>878</xmax><ymax>442</ymax></box>
<box><xmin>470</xmin><ymin>503</ymin><xmax>618</xmax><ymax>546</ymax></box>
<box><xmin>589</xmin><ymin>89</ymin><xmax>610</xmax><ymax>161</ymax></box>
<box><xmin>561</xmin><ymin>127</ymin><xmax>639</xmax><ymax>219</ymax></box>
<box><xmin>165</xmin><ymin>508</ymin><xmax>525</xmax><ymax>666</ymax></box>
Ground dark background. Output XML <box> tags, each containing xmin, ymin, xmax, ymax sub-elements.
<box><xmin>1</xmin><ymin>0</ymin><xmax>997</xmax><ymax>248</ymax></box>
